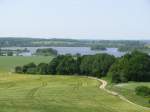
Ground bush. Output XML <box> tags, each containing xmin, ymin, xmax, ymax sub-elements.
<box><xmin>15</xmin><ymin>62</ymin><xmax>37</xmax><ymax>74</ymax></box>
<box><xmin>26</xmin><ymin>68</ymin><xmax>37</xmax><ymax>74</ymax></box>
<box><xmin>135</xmin><ymin>86</ymin><xmax>150</xmax><ymax>97</ymax></box>
<box><xmin>15</xmin><ymin>66</ymin><xmax>23</xmax><ymax>73</ymax></box>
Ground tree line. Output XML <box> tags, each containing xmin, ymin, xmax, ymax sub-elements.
<box><xmin>15</xmin><ymin>54</ymin><xmax>115</xmax><ymax>78</ymax></box>
<box><xmin>15</xmin><ymin>51</ymin><xmax>150</xmax><ymax>83</ymax></box>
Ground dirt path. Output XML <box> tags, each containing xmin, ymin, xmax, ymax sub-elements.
<box><xmin>88</xmin><ymin>77</ymin><xmax>150</xmax><ymax>110</ymax></box>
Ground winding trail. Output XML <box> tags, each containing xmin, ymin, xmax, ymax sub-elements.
<box><xmin>88</xmin><ymin>77</ymin><xmax>150</xmax><ymax>111</ymax></box>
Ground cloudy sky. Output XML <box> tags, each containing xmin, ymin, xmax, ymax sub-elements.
<box><xmin>0</xmin><ymin>0</ymin><xmax>150</xmax><ymax>40</ymax></box>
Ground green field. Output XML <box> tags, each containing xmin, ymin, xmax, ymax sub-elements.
<box><xmin>0</xmin><ymin>56</ymin><xmax>52</xmax><ymax>73</ymax></box>
<box><xmin>108</xmin><ymin>82</ymin><xmax>150</xmax><ymax>108</ymax></box>
<box><xmin>0</xmin><ymin>75</ymin><xmax>148</xmax><ymax>112</ymax></box>
<box><xmin>0</xmin><ymin>56</ymin><xmax>149</xmax><ymax>112</ymax></box>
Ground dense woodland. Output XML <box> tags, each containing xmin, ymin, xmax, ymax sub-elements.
<box><xmin>15</xmin><ymin>51</ymin><xmax>150</xmax><ymax>83</ymax></box>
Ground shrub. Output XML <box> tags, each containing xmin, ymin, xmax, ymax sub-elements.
<box><xmin>135</xmin><ymin>86</ymin><xmax>150</xmax><ymax>97</ymax></box>
<box><xmin>21</xmin><ymin>62</ymin><xmax>36</xmax><ymax>73</ymax></box>
<box><xmin>15</xmin><ymin>66</ymin><xmax>23</xmax><ymax>73</ymax></box>
<box><xmin>26</xmin><ymin>68</ymin><xmax>37</xmax><ymax>74</ymax></box>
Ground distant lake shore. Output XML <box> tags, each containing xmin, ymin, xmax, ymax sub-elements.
<box><xmin>2</xmin><ymin>47</ymin><xmax>126</xmax><ymax>57</ymax></box>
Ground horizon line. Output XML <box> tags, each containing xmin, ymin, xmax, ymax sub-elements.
<box><xmin>0</xmin><ymin>36</ymin><xmax>150</xmax><ymax>41</ymax></box>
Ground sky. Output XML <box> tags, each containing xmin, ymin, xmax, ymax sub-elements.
<box><xmin>0</xmin><ymin>0</ymin><xmax>150</xmax><ymax>40</ymax></box>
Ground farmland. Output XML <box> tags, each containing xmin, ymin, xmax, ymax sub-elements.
<box><xmin>0</xmin><ymin>56</ymin><xmax>149</xmax><ymax>112</ymax></box>
<box><xmin>0</xmin><ymin>56</ymin><xmax>52</xmax><ymax>73</ymax></box>
<box><xmin>0</xmin><ymin>74</ymin><xmax>148</xmax><ymax>112</ymax></box>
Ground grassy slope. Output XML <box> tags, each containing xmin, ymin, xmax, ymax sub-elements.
<box><xmin>0</xmin><ymin>75</ymin><xmax>147</xmax><ymax>112</ymax></box>
<box><xmin>108</xmin><ymin>82</ymin><xmax>150</xmax><ymax>108</ymax></box>
<box><xmin>103</xmin><ymin>76</ymin><xmax>150</xmax><ymax>108</ymax></box>
<box><xmin>0</xmin><ymin>56</ymin><xmax>148</xmax><ymax>112</ymax></box>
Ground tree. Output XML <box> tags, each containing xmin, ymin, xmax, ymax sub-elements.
<box><xmin>109</xmin><ymin>51</ymin><xmax>150</xmax><ymax>83</ymax></box>
<box><xmin>15</xmin><ymin>54</ymin><xmax>116</xmax><ymax>77</ymax></box>
<box><xmin>37</xmin><ymin>63</ymin><xmax>48</xmax><ymax>75</ymax></box>
<box><xmin>80</xmin><ymin>54</ymin><xmax>115</xmax><ymax>77</ymax></box>
<box><xmin>22</xmin><ymin>62</ymin><xmax>36</xmax><ymax>73</ymax></box>
<box><xmin>48</xmin><ymin>55</ymin><xmax>65</xmax><ymax>74</ymax></box>
<box><xmin>56</xmin><ymin>55</ymin><xmax>77</xmax><ymax>75</ymax></box>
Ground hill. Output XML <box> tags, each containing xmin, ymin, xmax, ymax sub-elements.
<box><xmin>0</xmin><ymin>56</ymin><xmax>148</xmax><ymax>112</ymax></box>
<box><xmin>0</xmin><ymin>75</ymin><xmax>147</xmax><ymax>112</ymax></box>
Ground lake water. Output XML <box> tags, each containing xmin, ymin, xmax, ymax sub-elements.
<box><xmin>2</xmin><ymin>47</ymin><xmax>126</xmax><ymax>57</ymax></box>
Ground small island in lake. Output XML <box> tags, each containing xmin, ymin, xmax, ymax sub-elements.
<box><xmin>91</xmin><ymin>45</ymin><xmax>107</xmax><ymax>51</ymax></box>
<box><xmin>34</xmin><ymin>48</ymin><xmax>58</xmax><ymax>56</ymax></box>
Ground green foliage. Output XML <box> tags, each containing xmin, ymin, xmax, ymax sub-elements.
<box><xmin>56</xmin><ymin>55</ymin><xmax>78</xmax><ymax>75</ymax></box>
<box><xmin>108</xmin><ymin>82</ymin><xmax>150</xmax><ymax>107</ymax></box>
<box><xmin>26</xmin><ymin>67</ymin><xmax>37</xmax><ymax>74</ymax></box>
<box><xmin>22</xmin><ymin>63</ymin><xmax>36</xmax><ymax>73</ymax></box>
<box><xmin>35</xmin><ymin>48</ymin><xmax>57</xmax><ymax>56</ymax></box>
<box><xmin>48</xmin><ymin>55</ymin><xmax>65</xmax><ymax>74</ymax></box>
<box><xmin>37</xmin><ymin>63</ymin><xmax>48</xmax><ymax>74</ymax></box>
<box><xmin>80</xmin><ymin>54</ymin><xmax>115</xmax><ymax>77</ymax></box>
<box><xmin>15</xmin><ymin>66</ymin><xmax>23</xmax><ymax>73</ymax></box>
<box><xmin>135</xmin><ymin>86</ymin><xmax>150</xmax><ymax>97</ymax></box>
<box><xmin>109</xmin><ymin>51</ymin><xmax>150</xmax><ymax>83</ymax></box>
<box><xmin>16</xmin><ymin>54</ymin><xmax>116</xmax><ymax>78</ymax></box>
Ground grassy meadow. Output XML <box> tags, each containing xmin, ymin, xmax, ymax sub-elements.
<box><xmin>0</xmin><ymin>56</ymin><xmax>149</xmax><ymax>112</ymax></box>
<box><xmin>0</xmin><ymin>56</ymin><xmax>52</xmax><ymax>73</ymax></box>
<box><xmin>108</xmin><ymin>82</ymin><xmax>150</xmax><ymax>108</ymax></box>
<box><xmin>0</xmin><ymin>75</ymin><xmax>148</xmax><ymax>112</ymax></box>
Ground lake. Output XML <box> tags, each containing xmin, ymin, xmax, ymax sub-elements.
<box><xmin>2</xmin><ymin>47</ymin><xmax>126</xmax><ymax>57</ymax></box>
